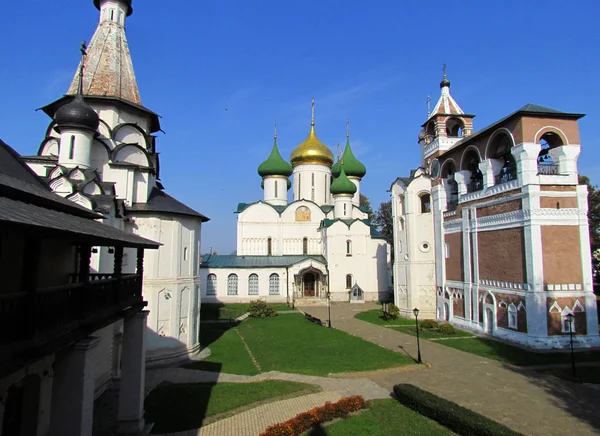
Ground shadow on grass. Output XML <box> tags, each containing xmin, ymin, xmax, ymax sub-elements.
<box><xmin>144</xmin><ymin>361</ymin><xmax>222</xmax><ymax>434</ymax></box>
<box><xmin>309</xmin><ymin>423</ymin><xmax>328</xmax><ymax>435</ymax></box>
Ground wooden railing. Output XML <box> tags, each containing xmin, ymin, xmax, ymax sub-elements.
<box><xmin>0</xmin><ymin>274</ymin><xmax>142</xmax><ymax>345</ymax></box>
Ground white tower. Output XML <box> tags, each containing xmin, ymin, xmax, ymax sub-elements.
<box><xmin>258</xmin><ymin>122</ymin><xmax>292</xmax><ymax>206</ymax></box>
<box><xmin>331</xmin><ymin>164</ymin><xmax>357</xmax><ymax>219</ymax></box>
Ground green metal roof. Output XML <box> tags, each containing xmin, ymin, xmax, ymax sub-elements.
<box><xmin>236</xmin><ymin>201</ymin><xmax>334</xmax><ymax>215</ymax></box>
<box><xmin>332</xmin><ymin>137</ymin><xmax>366</xmax><ymax>179</ymax></box>
<box><xmin>330</xmin><ymin>166</ymin><xmax>357</xmax><ymax>196</ymax></box>
<box><xmin>258</xmin><ymin>138</ymin><xmax>293</xmax><ymax>177</ymax></box>
<box><xmin>200</xmin><ymin>254</ymin><xmax>327</xmax><ymax>268</ymax></box>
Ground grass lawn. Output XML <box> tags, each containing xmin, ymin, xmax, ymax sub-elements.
<box><xmin>201</xmin><ymin>303</ymin><xmax>296</xmax><ymax>320</ymax></box>
<box><xmin>355</xmin><ymin>309</ymin><xmax>416</xmax><ymax>326</ymax></box>
<box><xmin>145</xmin><ymin>380</ymin><xmax>319</xmax><ymax>433</ymax></box>
<box><xmin>183</xmin><ymin>323</ymin><xmax>259</xmax><ymax>375</ymax></box>
<box><xmin>388</xmin><ymin>325</ymin><xmax>474</xmax><ymax>339</ymax></box>
<box><xmin>237</xmin><ymin>314</ymin><xmax>413</xmax><ymax>375</ymax></box>
<box><xmin>438</xmin><ymin>337</ymin><xmax>600</xmax><ymax>366</ymax></box>
<box><xmin>537</xmin><ymin>366</ymin><xmax>600</xmax><ymax>384</ymax></box>
<box><xmin>324</xmin><ymin>399</ymin><xmax>454</xmax><ymax>436</ymax></box>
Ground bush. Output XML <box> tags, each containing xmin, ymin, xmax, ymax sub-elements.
<box><xmin>248</xmin><ymin>300</ymin><xmax>277</xmax><ymax>318</ymax></box>
<box><xmin>382</xmin><ymin>303</ymin><xmax>400</xmax><ymax>320</ymax></box>
<box><xmin>261</xmin><ymin>396</ymin><xmax>368</xmax><ymax>436</ymax></box>
<box><xmin>419</xmin><ymin>319</ymin><xmax>439</xmax><ymax>330</ymax></box>
<box><xmin>438</xmin><ymin>323</ymin><xmax>456</xmax><ymax>334</ymax></box>
<box><xmin>393</xmin><ymin>384</ymin><xmax>522</xmax><ymax>436</ymax></box>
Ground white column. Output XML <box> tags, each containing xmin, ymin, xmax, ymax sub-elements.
<box><xmin>50</xmin><ymin>337</ymin><xmax>100</xmax><ymax>436</ymax></box>
<box><xmin>454</xmin><ymin>170</ymin><xmax>471</xmax><ymax>197</ymax></box>
<box><xmin>117</xmin><ymin>311</ymin><xmax>149</xmax><ymax>435</ymax></box>
<box><xmin>549</xmin><ymin>144</ymin><xmax>580</xmax><ymax>184</ymax></box>
<box><xmin>479</xmin><ymin>158</ymin><xmax>503</xmax><ymax>189</ymax></box>
<box><xmin>333</xmin><ymin>195</ymin><xmax>353</xmax><ymax>219</ymax></box>
<box><xmin>57</xmin><ymin>128</ymin><xmax>94</xmax><ymax>170</ymax></box>
<box><xmin>512</xmin><ymin>143</ymin><xmax>540</xmax><ymax>187</ymax></box>
<box><xmin>263</xmin><ymin>176</ymin><xmax>288</xmax><ymax>206</ymax></box>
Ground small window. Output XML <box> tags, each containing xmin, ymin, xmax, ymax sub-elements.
<box><xmin>346</xmin><ymin>274</ymin><xmax>353</xmax><ymax>289</ymax></box>
<box><xmin>420</xmin><ymin>193</ymin><xmax>431</xmax><ymax>213</ymax></box>
<box><xmin>275</xmin><ymin>180</ymin><xmax>278</xmax><ymax>197</ymax></box>
<box><xmin>269</xmin><ymin>273</ymin><xmax>280</xmax><ymax>295</ymax></box>
<box><xmin>69</xmin><ymin>135</ymin><xmax>75</xmax><ymax>159</ymax></box>
<box><xmin>311</xmin><ymin>173</ymin><xmax>315</xmax><ymax>187</ymax></box>
<box><xmin>206</xmin><ymin>274</ymin><xmax>217</xmax><ymax>295</ymax></box>
<box><xmin>445</xmin><ymin>242</ymin><xmax>450</xmax><ymax>259</ymax></box>
<box><xmin>346</xmin><ymin>240</ymin><xmax>352</xmax><ymax>256</ymax></box>
<box><xmin>303</xmin><ymin>238</ymin><xmax>308</xmax><ymax>255</ymax></box>
<box><xmin>248</xmin><ymin>274</ymin><xmax>259</xmax><ymax>295</ymax></box>
<box><xmin>344</xmin><ymin>203</ymin><xmax>347</xmax><ymax>215</ymax></box>
<box><xmin>324</xmin><ymin>174</ymin><xmax>327</xmax><ymax>201</ymax></box>
<box><xmin>298</xmin><ymin>173</ymin><xmax>301</xmax><ymax>198</ymax></box>
<box><xmin>227</xmin><ymin>274</ymin><xmax>238</xmax><ymax>295</ymax></box>
<box><xmin>267</xmin><ymin>238</ymin><xmax>272</xmax><ymax>256</ymax></box>
<box><xmin>508</xmin><ymin>303</ymin><xmax>517</xmax><ymax>329</ymax></box>
<box><xmin>110</xmin><ymin>10</ymin><xmax>114</xmax><ymax>20</ymax></box>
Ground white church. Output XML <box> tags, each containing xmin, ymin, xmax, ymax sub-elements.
<box><xmin>23</xmin><ymin>0</ymin><xmax>209</xmax><ymax>365</ymax></box>
<box><xmin>200</xmin><ymin>103</ymin><xmax>391</xmax><ymax>304</ymax></box>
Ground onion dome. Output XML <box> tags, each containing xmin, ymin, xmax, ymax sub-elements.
<box><xmin>332</xmin><ymin>135</ymin><xmax>366</xmax><ymax>179</ymax></box>
<box><xmin>290</xmin><ymin>124</ymin><xmax>334</xmax><ymax>167</ymax></box>
<box><xmin>258</xmin><ymin>136</ymin><xmax>293</xmax><ymax>177</ymax></box>
<box><xmin>330</xmin><ymin>165</ymin><xmax>357</xmax><ymax>196</ymax></box>
<box><xmin>54</xmin><ymin>94</ymin><xmax>100</xmax><ymax>132</ymax></box>
<box><xmin>94</xmin><ymin>0</ymin><xmax>133</xmax><ymax>16</ymax></box>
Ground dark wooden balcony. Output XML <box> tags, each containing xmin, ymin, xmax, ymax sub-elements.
<box><xmin>0</xmin><ymin>274</ymin><xmax>142</xmax><ymax>346</ymax></box>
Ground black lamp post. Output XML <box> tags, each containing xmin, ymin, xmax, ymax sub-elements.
<box><xmin>413</xmin><ymin>307</ymin><xmax>422</xmax><ymax>364</ymax></box>
<box><xmin>327</xmin><ymin>291</ymin><xmax>332</xmax><ymax>328</ymax></box>
<box><xmin>566</xmin><ymin>313</ymin><xmax>576</xmax><ymax>377</ymax></box>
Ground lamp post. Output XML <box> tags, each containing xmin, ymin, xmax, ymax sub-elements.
<box><xmin>413</xmin><ymin>307</ymin><xmax>422</xmax><ymax>364</ymax></box>
<box><xmin>566</xmin><ymin>313</ymin><xmax>576</xmax><ymax>377</ymax></box>
<box><xmin>327</xmin><ymin>291</ymin><xmax>332</xmax><ymax>328</ymax></box>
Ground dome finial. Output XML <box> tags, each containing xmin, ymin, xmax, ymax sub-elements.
<box><xmin>346</xmin><ymin>118</ymin><xmax>350</xmax><ymax>138</ymax></box>
<box><xmin>311</xmin><ymin>97</ymin><xmax>315</xmax><ymax>126</ymax></box>
<box><xmin>77</xmin><ymin>41</ymin><xmax>88</xmax><ymax>96</ymax></box>
<box><xmin>440</xmin><ymin>63</ymin><xmax>451</xmax><ymax>88</ymax></box>
<box><xmin>274</xmin><ymin>120</ymin><xmax>277</xmax><ymax>139</ymax></box>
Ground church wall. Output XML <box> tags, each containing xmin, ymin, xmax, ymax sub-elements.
<box><xmin>200</xmin><ymin>267</ymin><xmax>289</xmax><ymax>303</ymax></box>
<box><xmin>444</xmin><ymin>232</ymin><xmax>463</xmax><ymax>282</ymax></box>
<box><xmin>541</xmin><ymin>226</ymin><xmax>582</xmax><ymax>286</ymax></box>
<box><xmin>95</xmin><ymin>105</ymin><xmax>150</xmax><ymax>134</ymax></box>
<box><xmin>520</xmin><ymin>116</ymin><xmax>580</xmax><ymax>145</ymax></box>
<box><xmin>477</xmin><ymin>227</ymin><xmax>526</xmax><ymax>284</ymax></box>
<box><xmin>292</xmin><ymin>164</ymin><xmax>332</xmax><ymax>205</ymax></box>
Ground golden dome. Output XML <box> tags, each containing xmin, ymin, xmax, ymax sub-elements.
<box><xmin>290</xmin><ymin>123</ymin><xmax>334</xmax><ymax>167</ymax></box>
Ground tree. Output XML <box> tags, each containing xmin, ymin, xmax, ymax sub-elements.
<box><xmin>580</xmin><ymin>175</ymin><xmax>600</xmax><ymax>289</ymax></box>
<box><xmin>372</xmin><ymin>200</ymin><xmax>393</xmax><ymax>245</ymax></box>
<box><xmin>359</xmin><ymin>193</ymin><xmax>374</xmax><ymax>221</ymax></box>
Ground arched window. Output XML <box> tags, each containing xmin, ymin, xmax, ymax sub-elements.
<box><xmin>269</xmin><ymin>273</ymin><xmax>280</xmax><ymax>295</ymax></box>
<box><xmin>462</xmin><ymin>149</ymin><xmax>483</xmax><ymax>192</ymax></box>
<box><xmin>303</xmin><ymin>237</ymin><xmax>308</xmax><ymax>255</ymax></box>
<box><xmin>267</xmin><ymin>238</ymin><xmax>272</xmax><ymax>256</ymax></box>
<box><xmin>442</xmin><ymin>162</ymin><xmax>458</xmax><ymax>210</ymax></box>
<box><xmin>248</xmin><ymin>274</ymin><xmax>259</xmax><ymax>295</ymax></box>
<box><xmin>346</xmin><ymin>240</ymin><xmax>352</xmax><ymax>256</ymax></box>
<box><xmin>227</xmin><ymin>274</ymin><xmax>238</xmax><ymax>295</ymax></box>
<box><xmin>538</xmin><ymin>132</ymin><xmax>564</xmax><ymax>175</ymax></box>
<box><xmin>446</xmin><ymin>118</ymin><xmax>464</xmax><ymax>137</ymax></box>
<box><xmin>206</xmin><ymin>274</ymin><xmax>217</xmax><ymax>295</ymax></box>
<box><xmin>183</xmin><ymin>247</ymin><xmax>188</xmax><ymax>261</ymax></box>
<box><xmin>346</xmin><ymin>274</ymin><xmax>353</xmax><ymax>288</ymax></box>
<box><xmin>420</xmin><ymin>193</ymin><xmax>431</xmax><ymax>213</ymax></box>
<box><xmin>508</xmin><ymin>303</ymin><xmax>517</xmax><ymax>329</ymax></box>
<box><xmin>311</xmin><ymin>173</ymin><xmax>315</xmax><ymax>201</ymax></box>
<box><xmin>488</xmin><ymin>134</ymin><xmax>516</xmax><ymax>185</ymax></box>
<box><xmin>69</xmin><ymin>135</ymin><xmax>75</xmax><ymax>159</ymax></box>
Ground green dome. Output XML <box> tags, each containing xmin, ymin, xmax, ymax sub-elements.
<box><xmin>331</xmin><ymin>137</ymin><xmax>366</xmax><ymax>178</ymax></box>
<box><xmin>258</xmin><ymin>138</ymin><xmax>293</xmax><ymax>177</ymax></box>
<box><xmin>330</xmin><ymin>165</ymin><xmax>357</xmax><ymax>196</ymax></box>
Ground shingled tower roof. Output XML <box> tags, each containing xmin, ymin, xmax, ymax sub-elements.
<box><xmin>429</xmin><ymin>67</ymin><xmax>464</xmax><ymax>117</ymax></box>
<box><xmin>66</xmin><ymin>0</ymin><xmax>141</xmax><ymax>105</ymax></box>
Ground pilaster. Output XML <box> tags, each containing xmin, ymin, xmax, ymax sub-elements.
<box><xmin>454</xmin><ymin>170</ymin><xmax>470</xmax><ymax>197</ymax></box>
<box><xmin>117</xmin><ymin>311</ymin><xmax>149</xmax><ymax>435</ymax></box>
<box><xmin>512</xmin><ymin>142</ymin><xmax>540</xmax><ymax>187</ymax></box>
<box><xmin>479</xmin><ymin>158</ymin><xmax>504</xmax><ymax>189</ymax></box>
<box><xmin>549</xmin><ymin>144</ymin><xmax>580</xmax><ymax>184</ymax></box>
<box><xmin>50</xmin><ymin>336</ymin><xmax>100</xmax><ymax>436</ymax></box>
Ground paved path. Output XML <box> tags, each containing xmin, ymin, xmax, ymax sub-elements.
<box><xmin>148</xmin><ymin>367</ymin><xmax>389</xmax><ymax>436</ymax></box>
<box><xmin>299</xmin><ymin>303</ymin><xmax>600</xmax><ymax>436</ymax></box>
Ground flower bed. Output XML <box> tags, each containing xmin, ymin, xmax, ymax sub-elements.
<box><xmin>260</xmin><ymin>395</ymin><xmax>368</xmax><ymax>436</ymax></box>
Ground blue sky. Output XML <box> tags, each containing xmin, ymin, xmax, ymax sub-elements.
<box><xmin>2</xmin><ymin>0</ymin><xmax>599</xmax><ymax>254</ymax></box>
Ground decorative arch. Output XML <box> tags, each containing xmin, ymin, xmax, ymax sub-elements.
<box><xmin>44</xmin><ymin>121</ymin><xmax>61</xmax><ymax>139</ymax></box>
<box><xmin>111</xmin><ymin>143</ymin><xmax>152</xmax><ymax>167</ymax></box>
<box><xmin>418</xmin><ymin>191</ymin><xmax>431</xmax><ymax>213</ymax></box>
<box><xmin>484</xmin><ymin>128</ymin><xmax>516</xmax><ymax>160</ymax></box>
<box><xmin>97</xmin><ymin>119</ymin><xmax>113</xmax><ymax>141</ymax></box>
<box><xmin>440</xmin><ymin>158</ymin><xmax>457</xmax><ymax>178</ymax></box>
<box><xmin>38</xmin><ymin>137</ymin><xmax>60</xmax><ymax>157</ymax></box>
<box><xmin>459</xmin><ymin>145</ymin><xmax>483</xmax><ymax>171</ymax></box>
<box><xmin>113</xmin><ymin>123</ymin><xmax>149</xmax><ymax>148</ymax></box>
<box><xmin>444</xmin><ymin>117</ymin><xmax>465</xmax><ymax>137</ymax></box>
<box><xmin>534</xmin><ymin>126</ymin><xmax>569</xmax><ymax>146</ymax></box>
<box><xmin>66</xmin><ymin>192</ymin><xmax>93</xmax><ymax>210</ymax></box>
<box><xmin>49</xmin><ymin>165</ymin><xmax>67</xmax><ymax>180</ymax></box>
<box><xmin>82</xmin><ymin>179</ymin><xmax>103</xmax><ymax>195</ymax></box>
<box><xmin>49</xmin><ymin>175</ymin><xmax>74</xmax><ymax>197</ymax></box>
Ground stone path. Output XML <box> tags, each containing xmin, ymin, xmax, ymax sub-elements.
<box><xmin>300</xmin><ymin>303</ymin><xmax>600</xmax><ymax>436</ymax></box>
<box><xmin>147</xmin><ymin>368</ymin><xmax>389</xmax><ymax>436</ymax></box>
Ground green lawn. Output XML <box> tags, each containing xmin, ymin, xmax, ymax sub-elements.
<box><xmin>183</xmin><ymin>323</ymin><xmax>259</xmax><ymax>375</ymax></box>
<box><xmin>388</xmin><ymin>325</ymin><xmax>474</xmax><ymax>339</ymax></box>
<box><xmin>201</xmin><ymin>303</ymin><xmax>296</xmax><ymax>320</ymax></box>
<box><xmin>324</xmin><ymin>399</ymin><xmax>454</xmax><ymax>436</ymax></box>
<box><xmin>355</xmin><ymin>309</ymin><xmax>416</xmax><ymax>326</ymax></box>
<box><xmin>438</xmin><ymin>337</ymin><xmax>600</xmax><ymax>366</ymax></box>
<box><xmin>145</xmin><ymin>381</ymin><xmax>319</xmax><ymax>433</ymax></box>
<box><xmin>236</xmin><ymin>314</ymin><xmax>413</xmax><ymax>375</ymax></box>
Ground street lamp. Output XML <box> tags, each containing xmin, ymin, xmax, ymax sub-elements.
<box><xmin>327</xmin><ymin>291</ymin><xmax>332</xmax><ymax>328</ymax></box>
<box><xmin>566</xmin><ymin>313</ymin><xmax>576</xmax><ymax>377</ymax></box>
<box><xmin>413</xmin><ymin>307</ymin><xmax>422</xmax><ymax>364</ymax></box>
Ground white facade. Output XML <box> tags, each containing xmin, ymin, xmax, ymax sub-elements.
<box><xmin>293</xmin><ymin>164</ymin><xmax>332</xmax><ymax>205</ymax></box>
<box><xmin>391</xmin><ymin>169</ymin><xmax>437</xmax><ymax>318</ymax></box>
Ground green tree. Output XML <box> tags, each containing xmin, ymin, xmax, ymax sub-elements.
<box><xmin>359</xmin><ymin>193</ymin><xmax>374</xmax><ymax>221</ymax></box>
<box><xmin>372</xmin><ymin>200</ymin><xmax>393</xmax><ymax>245</ymax></box>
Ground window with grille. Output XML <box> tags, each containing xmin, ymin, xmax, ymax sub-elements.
<box><xmin>248</xmin><ymin>274</ymin><xmax>259</xmax><ymax>295</ymax></box>
<box><xmin>303</xmin><ymin>238</ymin><xmax>308</xmax><ymax>255</ymax></box>
<box><xmin>227</xmin><ymin>274</ymin><xmax>238</xmax><ymax>295</ymax></box>
<box><xmin>269</xmin><ymin>273</ymin><xmax>280</xmax><ymax>295</ymax></box>
<box><xmin>346</xmin><ymin>274</ymin><xmax>353</xmax><ymax>289</ymax></box>
<box><xmin>206</xmin><ymin>274</ymin><xmax>217</xmax><ymax>295</ymax></box>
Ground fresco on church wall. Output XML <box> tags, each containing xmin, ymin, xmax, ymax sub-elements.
<box><xmin>295</xmin><ymin>206</ymin><xmax>311</xmax><ymax>221</ymax></box>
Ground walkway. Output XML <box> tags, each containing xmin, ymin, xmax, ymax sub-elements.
<box><xmin>147</xmin><ymin>368</ymin><xmax>389</xmax><ymax>436</ymax></box>
<box><xmin>299</xmin><ymin>303</ymin><xmax>600</xmax><ymax>436</ymax></box>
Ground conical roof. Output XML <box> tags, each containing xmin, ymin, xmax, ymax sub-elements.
<box><xmin>332</xmin><ymin>136</ymin><xmax>366</xmax><ymax>178</ymax></box>
<box><xmin>330</xmin><ymin>165</ymin><xmax>357</xmax><ymax>196</ymax></box>
<box><xmin>258</xmin><ymin>137</ymin><xmax>293</xmax><ymax>177</ymax></box>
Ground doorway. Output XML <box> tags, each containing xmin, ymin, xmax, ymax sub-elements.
<box><xmin>303</xmin><ymin>272</ymin><xmax>316</xmax><ymax>297</ymax></box>
<box><xmin>444</xmin><ymin>302</ymin><xmax>450</xmax><ymax>321</ymax></box>
<box><xmin>485</xmin><ymin>308</ymin><xmax>494</xmax><ymax>334</ymax></box>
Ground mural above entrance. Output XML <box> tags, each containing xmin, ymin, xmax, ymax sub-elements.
<box><xmin>295</xmin><ymin>206</ymin><xmax>311</xmax><ymax>221</ymax></box>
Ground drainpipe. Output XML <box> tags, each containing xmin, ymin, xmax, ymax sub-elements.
<box><xmin>325</xmin><ymin>263</ymin><xmax>331</xmax><ymax>328</ymax></box>
<box><xmin>286</xmin><ymin>266</ymin><xmax>290</xmax><ymax>307</ymax></box>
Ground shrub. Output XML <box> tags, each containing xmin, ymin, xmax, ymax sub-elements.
<box><xmin>419</xmin><ymin>319</ymin><xmax>439</xmax><ymax>330</ymax></box>
<box><xmin>438</xmin><ymin>323</ymin><xmax>456</xmax><ymax>334</ymax></box>
<box><xmin>261</xmin><ymin>396</ymin><xmax>368</xmax><ymax>436</ymax></box>
<box><xmin>382</xmin><ymin>303</ymin><xmax>400</xmax><ymax>320</ymax></box>
<box><xmin>248</xmin><ymin>300</ymin><xmax>277</xmax><ymax>318</ymax></box>
<box><xmin>393</xmin><ymin>384</ymin><xmax>523</xmax><ymax>436</ymax></box>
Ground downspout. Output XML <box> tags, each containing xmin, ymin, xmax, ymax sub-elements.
<box><xmin>286</xmin><ymin>266</ymin><xmax>290</xmax><ymax>308</ymax></box>
<box><xmin>325</xmin><ymin>263</ymin><xmax>331</xmax><ymax>328</ymax></box>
